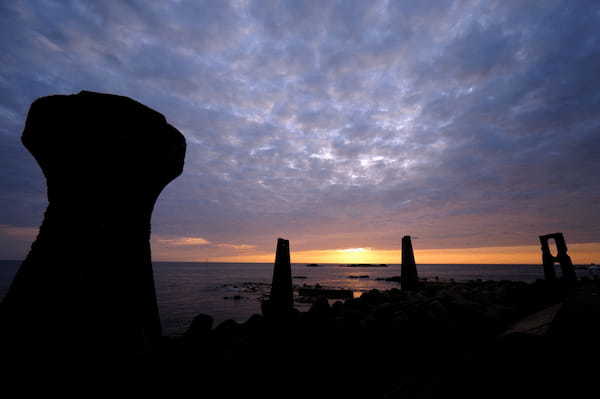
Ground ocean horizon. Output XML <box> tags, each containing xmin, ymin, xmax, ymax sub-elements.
<box><xmin>0</xmin><ymin>260</ymin><xmax>589</xmax><ymax>336</ymax></box>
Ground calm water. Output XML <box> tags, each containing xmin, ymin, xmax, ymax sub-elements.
<box><xmin>0</xmin><ymin>260</ymin><xmax>570</xmax><ymax>336</ymax></box>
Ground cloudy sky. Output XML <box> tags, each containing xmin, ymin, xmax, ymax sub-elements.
<box><xmin>1</xmin><ymin>1</ymin><xmax>599</xmax><ymax>263</ymax></box>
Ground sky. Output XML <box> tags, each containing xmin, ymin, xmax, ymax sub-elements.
<box><xmin>0</xmin><ymin>1</ymin><xmax>599</xmax><ymax>264</ymax></box>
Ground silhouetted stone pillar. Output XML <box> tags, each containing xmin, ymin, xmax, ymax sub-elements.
<box><xmin>265</xmin><ymin>238</ymin><xmax>293</xmax><ymax>317</ymax></box>
<box><xmin>541</xmin><ymin>246</ymin><xmax>557</xmax><ymax>282</ymax></box>
<box><xmin>539</xmin><ymin>233</ymin><xmax>576</xmax><ymax>283</ymax></box>
<box><xmin>401</xmin><ymin>235</ymin><xmax>419</xmax><ymax>290</ymax></box>
<box><xmin>0</xmin><ymin>91</ymin><xmax>186</xmax><ymax>357</ymax></box>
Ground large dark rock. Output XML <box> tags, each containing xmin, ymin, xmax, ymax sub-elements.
<box><xmin>308</xmin><ymin>296</ymin><xmax>331</xmax><ymax>318</ymax></box>
<box><xmin>0</xmin><ymin>91</ymin><xmax>186</xmax><ymax>357</ymax></box>
<box><xmin>215</xmin><ymin>319</ymin><xmax>241</xmax><ymax>334</ymax></box>
<box><xmin>243</xmin><ymin>313</ymin><xmax>265</xmax><ymax>332</ymax></box>
<box><xmin>186</xmin><ymin>314</ymin><xmax>214</xmax><ymax>337</ymax></box>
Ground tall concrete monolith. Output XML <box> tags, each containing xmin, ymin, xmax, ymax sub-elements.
<box><xmin>0</xmin><ymin>91</ymin><xmax>186</xmax><ymax>357</ymax></box>
<box><xmin>539</xmin><ymin>232</ymin><xmax>576</xmax><ymax>283</ymax></box>
<box><xmin>401</xmin><ymin>235</ymin><xmax>419</xmax><ymax>290</ymax></box>
<box><xmin>264</xmin><ymin>238</ymin><xmax>293</xmax><ymax>317</ymax></box>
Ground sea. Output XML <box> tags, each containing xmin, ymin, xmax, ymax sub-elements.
<box><xmin>0</xmin><ymin>260</ymin><xmax>590</xmax><ymax>336</ymax></box>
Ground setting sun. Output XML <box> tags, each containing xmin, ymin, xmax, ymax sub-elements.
<box><xmin>198</xmin><ymin>242</ymin><xmax>600</xmax><ymax>265</ymax></box>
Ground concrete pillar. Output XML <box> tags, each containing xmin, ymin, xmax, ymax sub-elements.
<box><xmin>555</xmin><ymin>234</ymin><xmax>577</xmax><ymax>283</ymax></box>
<box><xmin>401</xmin><ymin>235</ymin><xmax>419</xmax><ymax>290</ymax></box>
<box><xmin>542</xmin><ymin>251</ymin><xmax>558</xmax><ymax>281</ymax></box>
<box><xmin>539</xmin><ymin>233</ymin><xmax>576</xmax><ymax>283</ymax></box>
<box><xmin>0</xmin><ymin>91</ymin><xmax>186</xmax><ymax>357</ymax></box>
<box><xmin>267</xmin><ymin>238</ymin><xmax>294</xmax><ymax>316</ymax></box>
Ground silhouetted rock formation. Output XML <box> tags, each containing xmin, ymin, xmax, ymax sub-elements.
<box><xmin>262</xmin><ymin>238</ymin><xmax>293</xmax><ymax>317</ymax></box>
<box><xmin>172</xmin><ymin>279</ymin><xmax>570</xmax><ymax>398</ymax></box>
<box><xmin>186</xmin><ymin>314</ymin><xmax>214</xmax><ymax>338</ymax></box>
<box><xmin>539</xmin><ymin>233</ymin><xmax>576</xmax><ymax>283</ymax></box>
<box><xmin>298</xmin><ymin>286</ymin><xmax>353</xmax><ymax>300</ymax></box>
<box><xmin>0</xmin><ymin>91</ymin><xmax>186</xmax><ymax>358</ymax></box>
<box><xmin>401</xmin><ymin>235</ymin><xmax>419</xmax><ymax>290</ymax></box>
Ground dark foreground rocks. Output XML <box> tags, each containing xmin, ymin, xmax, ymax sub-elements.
<box><xmin>147</xmin><ymin>278</ymin><xmax>593</xmax><ymax>398</ymax></box>
<box><xmin>4</xmin><ymin>277</ymin><xmax>595</xmax><ymax>397</ymax></box>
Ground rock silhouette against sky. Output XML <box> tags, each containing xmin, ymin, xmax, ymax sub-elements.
<box><xmin>1</xmin><ymin>91</ymin><xmax>186</xmax><ymax>355</ymax></box>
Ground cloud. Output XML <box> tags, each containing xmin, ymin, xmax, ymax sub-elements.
<box><xmin>337</xmin><ymin>247</ymin><xmax>372</xmax><ymax>253</ymax></box>
<box><xmin>1</xmin><ymin>1</ymin><xmax>599</xmax><ymax>260</ymax></box>
<box><xmin>0</xmin><ymin>225</ymin><xmax>38</xmax><ymax>240</ymax></box>
<box><xmin>155</xmin><ymin>236</ymin><xmax>211</xmax><ymax>246</ymax></box>
<box><xmin>153</xmin><ymin>235</ymin><xmax>255</xmax><ymax>253</ymax></box>
<box><xmin>217</xmin><ymin>243</ymin><xmax>256</xmax><ymax>250</ymax></box>
<box><xmin>0</xmin><ymin>224</ymin><xmax>38</xmax><ymax>259</ymax></box>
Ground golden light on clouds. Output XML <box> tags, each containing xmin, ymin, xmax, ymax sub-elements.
<box><xmin>153</xmin><ymin>236</ymin><xmax>254</xmax><ymax>250</ymax></box>
<box><xmin>208</xmin><ymin>242</ymin><xmax>600</xmax><ymax>264</ymax></box>
<box><xmin>216</xmin><ymin>243</ymin><xmax>256</xmax><ymax>250</ymax></box>
<box><xmin>156</xmin><ymin>236</ymin><xmax>211</xmax><ymax>246</ymax></box>
<box><xmin>151</xmin><ymin>235</ymin><xmax>257</xmax><ymax>262</ymax></box>
<box><xmin>337</xmin><ymin>247</ymin><xmax>371</xmax><ymax>253</ymax></box>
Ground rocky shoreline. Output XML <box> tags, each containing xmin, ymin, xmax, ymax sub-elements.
<box><xmin>149</xmin><ymin>277</ymin><xmax>598</xmax><ymax>398</ymax></box>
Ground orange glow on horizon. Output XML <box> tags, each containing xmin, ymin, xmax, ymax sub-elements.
<box><xmin>196</xmin><ymin>242</ymin><xmax>600</xmax><ymax>265</ymax></box>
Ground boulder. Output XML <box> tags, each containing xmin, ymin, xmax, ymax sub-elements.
<box><xmin>360</xmin><ymin>289</ymin><xmax>387</xmax><ymax>306</ymax></box>
<box><xmin>215</xmin><ymin>319</ymin><xmax>241</xmax><ymax>335</ymax></box>
<box><xmin>186</xmin><ymin>313</ymin><xmax>214</xmax><ymax>337</ymax></box>
<box><xmin>242</xmin><ymin>314</ymin><xmax>266</xmax><ymax>337</ymax></box>
<box><xmin>309</xmin><ymin>296</ymin><xmax>331</xmax><ymax>318</ymax></box>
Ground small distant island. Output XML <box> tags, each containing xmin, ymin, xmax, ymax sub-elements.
<box><xmin>340</xmin><ymin>263</ymin><xmax>388</xmax><ymax>267</ymax></box>
<box><xmin>306</xmin><ymin>263</ymin><xmax>321</xmax><ymax>267</ymax></box>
